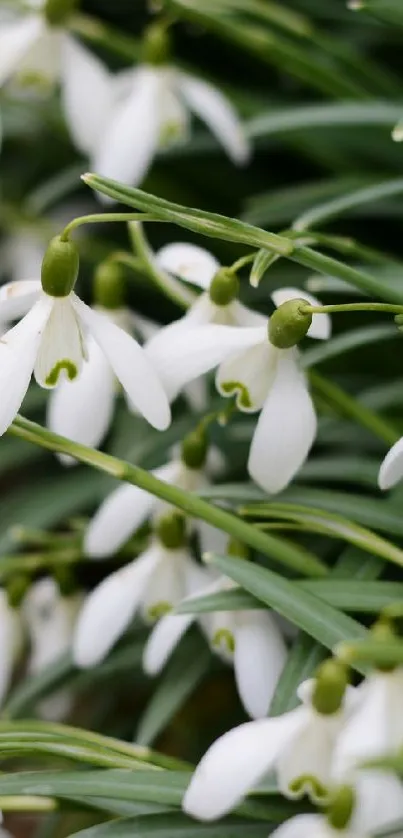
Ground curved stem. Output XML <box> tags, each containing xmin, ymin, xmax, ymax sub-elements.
<box><xmin>60</xmin><ymin>213</ymin><xmax>159</xmax><ymax>241</ymax></box>
<box><xmin>303</xmin><ymin>302</ymin><xmax>403</xmax><ymax>315</ymax></box>
<box><xmin>8</xmin><ymin>416</ymin><xmax>327</xmax><ymax>578</ymax></box>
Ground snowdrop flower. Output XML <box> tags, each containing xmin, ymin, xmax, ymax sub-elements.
<box><xmin>0</xmin><ymin>589</ymin><xmax>23</xmax><ymax>706</ymax></box>
<box><xmin>74</xmin><ymin>512</ymin><xmax>201</xmax><ymax>668</ymax></box>
<box><xmin>84</xmin><ymin>430</ymin><xmax>217</xmax><ymax>559</ymax></box>
<box><xmin>23</xmin><ymin>577</ymin><xmax>82</xmax><ymax>719</ymax></box>
<box><xmin>183</xmin><ymin>660</ymin><xmax>353</xmax><ymax>821</ymax></box>
<box><xmin>148</xmin><ymin>291</ymin><xmax>329</xmax><ymax>493</ymax></box>
<box><xmin>144</xmin><ymin>570</ymin><xmax>287</xmax><ymax>719</ymax></box>
<box><xmin>0</xmin><ymin>235</ymin><xmax>170</xmax><ymax>437</ymax></box>
<box><xmin>62</xmin><ymin>25</ymin><xmax>250</xmax><ymax>193</ymax></box>
<box><xmin>0</xmin><ymin>0</ymin><xmax>77</xmax><ymax>92</ymax></box>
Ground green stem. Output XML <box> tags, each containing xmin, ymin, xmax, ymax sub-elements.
<box><xmin>8</xmin><ymin>416</ymin><xmax>327</xmax><ymax>578</ymax></box>
<box><xmin>229</xmin><ymin>252</ymin><xmax>256</xmax><ymax>273</ymax></box>
<box><xmin>310</xmin><ymin>371</ymin><xmax>400</xmax><ymax>447</ymax></box>
<box><xmin>60</xmin><ymin>213</ymin><xmax>158</xmax><ymax>241</ymax></box>
<box><xmin>303</xmin><ymin>303</ymin><xmax>403</xmax><ymax>315</ymax></box>
<box><xmin>128</xmin><ymin>221</ymin><xmax>195</xmax><ymax>308</ymax></box>
<box><xmin>0</xmin><ymin>796</ymin><xmax>56</xmax><ymax>813</ymax></box>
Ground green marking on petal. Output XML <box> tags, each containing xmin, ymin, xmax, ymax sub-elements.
<box><xmin>220</xmin><ymin>381</ymin><xmax>252</xmax><ymax>409</ymax></box>
<box><xmin>159</xmin><ymin>121</ymin><xmax>187</xmax><ymax>148</ymax></box>
<box><xmin>45</xmin><ymin>360</ymin><xmax>78</xmax><ymax>387</ymax></box>
<box><xmin>212</xmin><ymin>628</ymin><xmax>235</xmax><ymax>654</ymax></box>
<box><xmin>288</xmin><ymin>774</ymin><xmax>329</xmax><ymax>802</ymax></box>
<box><xmin>147</xmin><ymin>601</ymin><xmax>172</xmax><ymax>621</ymax></box>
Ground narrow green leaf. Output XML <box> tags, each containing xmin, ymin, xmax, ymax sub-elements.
<box><xmin>207</xmin><ymin>554</ymin><xmax>367</xmax><ymax>670</ymax></box>
<box><xmin>294</xmin><ymin>178</ymin><xmax>403</xmax><ymax>231</ymax></box>
<box><xmin>303</xmin><ymin>324</ymin><xmax>398</xmax><ymax>368</ymax></box>
<box><xmin>69</xmin><ymin>812</ymin><xmax>269</xmax><ymax>838</ymax></box>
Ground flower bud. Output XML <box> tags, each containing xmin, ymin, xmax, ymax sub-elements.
<box><xmin>227</xmin><ymin>538</ymin><xmax>250</xmax><ymax>559</ymax></box>
<box><xmin>312</xmin><ymin>659</ymin><xmax>348</xmax><ymax>715</ymax></box>
<box><xmin>209</xmin><ymin>269</ymin><xmax>240</xmax><ymax>307</ymax></box>
<box><xmin>142</xmin><ymin>22</ymin><xmax>171</xmax><ymax>65</ymax></box>
<box><xmin>93</xmin><ymin>262</ymin><xmax>125</xmax><ymax>310</ymax></box>
<box><xmin>181</xmin><ymin>429</ymin><xmax>208</xmax><ymax>470</ymax></box>
<box><xmin>156</xmin><ymin>512</ymin><xmax>187</xmax><ymax>549</ymax></box>
<box><xmin>7</xmin><ymin>574</ymin><xmax>31</xmax><ymax>609</ymax></box>
<box><xmin>41</xmin><ymin>235</ymin><xmax>79</xmax><ymax>297</ymax></box>
<box><xmin>44</xmin><ymin>0</ymin><xmax>79</xmax><ymax>25</ymax></box>
<box><xmin>268</xmin><ymin>298</ymin><xmax>312</xmax><ymax>349</ymax></box>
<box><xmin>327</xmin><ymin>785</ymin><xmax>355</xmax><ymax>831</ymax></box>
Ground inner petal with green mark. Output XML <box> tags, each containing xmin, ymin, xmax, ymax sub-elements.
<box><xmin>34</xmin><ymin>296</ymin><xmax>87</xmax><ymax>389</ymax></box>
<box><xmin>216</xmin><ymin>340</ymin><xmax>277</xmax><ymax>413</ymax></box>
<box><xmin>288</xmin><ymin>774</ymin><xmax>329</xmax><ymax>802</ymax></box>
<box><xmin>212</xmin><ymin>628</ymin><xmax>235</xmax><ymax>655</ymax></box>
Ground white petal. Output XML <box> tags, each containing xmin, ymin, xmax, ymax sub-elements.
<box><xmin>84</xmin><ymin>461</ymin><xmax>179</xmax><ymax>558</ymax></box>
<box><xmin>0</xmin><ymin>590</ymin><xmax>21</xmax><ymax>706</ymax></box>
<box><xmin>350</xmin><ymin>770</ymin><xmax>403</xmax><ymax>835</ymax></box>
<box><xmin>271</xmin><ymin>288</ymin><xmax>331</xmax><ymax>341</ymax></box>
<box><xmin>197</xmin><ymin>521</ymin><xmax>228</xmax><ymax>556</ymax></box>
<box><xmin>230</xmin><ymin>300</ymin><xmax>267</xmax><ymax>328</ymax></box>
<box><xmin>155</xmin><ymin>242</ymin><xmax>219</xmax><ymax>290</ymax></box>
<box><xmin>0</xmin><ymin>296</ymin><xmax>52</xmax><ymax>435</ymax></box>
<box><xmin>0</xmin><ymin>279</ymin><xmax>41</xmax><ymax>321</ymax></box>
<box><xmin>234</xmin><ymin>611</ymin><xmax>287</xmax><ymax>719</ymax></box>
<box><xmin>146</xmin><ymin>323</ymin><xmax>266</xmax><ymax>403</ymax></box>
<box><xmin>143</xmin><ymin>612</ymin><xmax>195</xmax><ymax>675</ymax></box>
<box><xmin>158</xmin><ymin>71</ymin><xmax>190</xmax><ymax>147</ymax></box>
<box><xmin>141</xmin><ymin>547</ymin><xmax>190</xmax><ymax>621</ymax></box>
<box><xmin>23</xmin><ymin>578</ymin><xmax>81</xmax><ymax>671</ymax></box>
<box><xmin>74</xmin><ymin>298</ymin><xmax>170</xmax><ymax>431</ymax></box>
<box><xmin>93</xmin><ymin>66</ymin><xmax>161</xmax><ymax>190</ymax></box>
<box><xmin>248</xmin><ymin>352</ymin><xmax>317</xmax><ymax>494</ymax></box>
<box><xmin>0</xmin><ymin>14</ymin><xmax>43</xmax><ymax>85</ymax></box>
<box><xmin>177</xmin><ymin>72</ymin><xmax>250</xmax><ymax>165</ymax></box>
<box><xmin>216</xmin><ymin>338</ymin><xmax>276</xmax><ymax>412</ymax></box>
<box><xmin>277</xmin><ymin>711</ymin><xmax>340</xmax><ymax>802</ymax></box>
<box><xmin>183</xmin><ymin>710</ymin><xmax>304</xmax><ymax>821</ymax></box>
<box><xmin>184</xmin><ymin>377</ymin><xmax>209</xmax><ymax>412</ymax></box>
<box><xmin>34</xmin><ymin>296</ymin><xmax>86</xmax><ymax>389</ymax></box>
<box><xmin>73</xmin><ymin>549</ymin><xmax>158</xmax><ymax>667</ymax></box>
<box><xmin>378</xmin><ymin>437</ymin><xmax>403</xmax><ymax>490</ymax></box>
<box><xmin>61</xmin><ymin>36</ymin><xmax>113</xmax><ymax>155</ymax></box>
<box><xmin>270</xmin><ymin>815</ymin><xmax>327</xmax><ymax>838</ymax></box>
<box><xmin>47</xmin><ymin>337</ymin><xmax>116</xmax><ymax>464</ymax></box>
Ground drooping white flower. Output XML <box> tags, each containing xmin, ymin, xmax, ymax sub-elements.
<box><xmin>183</xmin><ymin>678</ymin><xmax>354</xmax><ymax>821</ymax></box>
<box><xmin>144</xmin><ymin>574</ymin><xmax>287</xmax><ymax>719</ymax></box>
<box><xmin>84</xmin><ymin>452</ymin><xmax>218</xmax><ymax>559</ymax></box>
<box><xmin>0</xmin><ymin>589</ymin><xmax>23</xmax><ymax>707</ymax></box>
<box><xmin>378</xmin><ymin>437</ymin><xmax>403</xmax><ymax>490</ymax></box>
<box><xmin>73</xmin><ymin>537</ymin><xmax>201</xmax><ymax>668</ymax></box>
<box><xmin>22</xmin><ymin>577</ymin><xmax>82</xmax><ymax>719</ymax></box>
<box><xmin>266</xmin><ymin>799</ymin><xmax>403</xmax><ymax>838</ymax></box>
<box><xmin>61</xmin><ymin>40</ymin><xmax>250</xmax><ymax>192</ymax></box>
<box><xmin>0</xmin><ymin>279</ymin><xmax>170</xmax><ymax>437</ymax></box>
<box><xmin>147</xmin><ymin>289</ymin><xmax>329</xmax><ymax>493</ymax></box>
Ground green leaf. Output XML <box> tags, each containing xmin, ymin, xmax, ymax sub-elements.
<box><xmin>207</xmin><ymin>554</ymin><xmax>367</xmax><ymax>671</ymax></box>
<box><xmin>69</xmin><ymin>812</ymin><xmax>270</xmax><ymax>838</ymax></box>
<box><xmin>294</xmin><ymin>177</ymin><xmax>403</xmax><ymax>231</ymax></box>
<box><xmin>269</xmin><ymin>633</ymin><xmax>327</xmax><ymax>716</ymax></box>
<box><xmin>303</xmin><ymin>324</ymin><xmax>398</xmax><ymax>368</ymax></box>
<box><xmin>136</xmin><ymin>633</ymin><xmax>211</xmax><ymax>747</ymax></box>
<box><xmin>248</xmin><ymin>102</ymin><xmax>403</xmax><ymax>137</ymax></box>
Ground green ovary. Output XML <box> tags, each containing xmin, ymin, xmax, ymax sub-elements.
<box><xmin>45</xmin><ymin>360</ymin><xmax>78</xmax><ymax>387</ymax></box>
<box><xmin>221</xmin><ymin>381</ymin><xmax>252</xmax><ymax>410</ymax></box>
<box><xmin>148</xmin><ymin>601</ymin><xmax>172</xmax><ymax>621</ymax></box>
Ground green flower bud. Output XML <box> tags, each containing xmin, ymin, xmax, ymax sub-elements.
<box><xmin>93</xmin><ymin>262</ymin><xmax>125</xmax><ymax>310</ymax></box>
<box><xmin>370</xmin><ymin>617</ymin><xmax>399</xmax><ymax>672</ymax></box>
<box><xmin>142</xmin><ymin>22</ymin><xmax>171</xmax><ymax>65</ymax></box>
<box><xmin>156</xmin><ymin>512</ymin><xmax>187</xmax><ymax>549</ymax></box>
<box><xmin>41</xmin><ymin>235</ymin><xmax>79</xmax><ymax>298</ymax></box>
<box><xmin>269</xmin><ymin>298</ymin><xmax>312</xmax><ymax>349</ymax></box>
<box><xmin>209</xmin><ymin>269</ymin><xmax>240</xmax><ymax>307</ymax></box>
<box><xmin>227</xmin><ymin>538</ymin><xmax>250</xmax><ymax>559</ymax></box>
<box><xmin>44</xmin><ymin>0</ymin><xmax>79</xmax><ymax>25</ymax></box>
<box><xmin>327</xmin><ymin>786</ymin><xmax>355</xmax><ymax>831</ymax></box>
<box><xmin>312</xmin><ymin>659</ymin><xmax>348</xmax><ymax>715</ymax></box>
<box><xmin>7</xmin><ymin>574</ymin><xmax>31</xmax><ymax>609</ymax></box>
<box><xmin>181</xmin><ymin>429</ymin><xmax>208</xmax><ymax>470</ymax></box>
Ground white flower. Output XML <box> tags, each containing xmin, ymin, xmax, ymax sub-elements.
<box><xmin>266</xmin><ymin>803</ymin><xmax>403</xmax><ymax>838</ymax></box>
<box><xmin>147</xmin><ymin>289</ymin><xmax>329</xmax><ymax>493</ymax></box>
<box><xmin>183</xmin><ymin>679</ymin><xmax>354</xmax><ymax>821</ymax></box>
<box><xmin>378</xmin><ymin>437</ymin><xmax>403</xmax><ymax>490</ymax></box>
<box><xmin>0</xmin><ymin>3</ymin><xmax>67</xmax><ymax>91</ymax></box>
<box><xmin>0</xmin><ymin>590</ymin><xmax>23</xmax><ymax>707</ymax></box>
<box><xmin>0</xmin><ymin>280</ymin><xmax>170</xmax><ymax>436</ymax></box>
<box><xmin>61</xmin><ymin>40</ymin><xmax>250</xmax><ymax>192</ymax></box>
<box><xmin>22</xmin><ymin>577</ymin><xmax>82</xmax><ymax>719</ymax></box>
<box><xmin>84</xmin><ymin>456</ymin><xmax>217</xmax><ymax>559</ymax></box>
<box><xmin>73</xmin><ymin>538</ymin><xmax>200</xmax><ymax>668</ymax></box>
<box><xmin>154</xmin><ymin>242</ymin><xmax>265</xmax><ymax>327</ymax></box>
<box><xmin>47</xmin><ymin>307</ymin><xmax>149</xmax><ymax>462</ymax></box>
<box><xmin>144</xmin><ymin>574</ymin><xmax>287</xmax><ymax>720</ymax></box>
